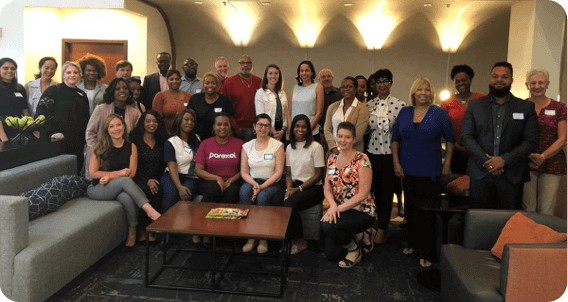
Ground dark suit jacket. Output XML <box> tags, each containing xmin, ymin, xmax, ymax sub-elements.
<box><xmin>142</xmin><ymin>72</ymin><xmax>161</xmax><ymax>109</ymax></box>
<box><xmin>461</xmin><ymin>94</ymin><xmax>539</xmax><ymax>185</ymax></box>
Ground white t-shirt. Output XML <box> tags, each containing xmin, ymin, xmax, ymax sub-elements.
<box><xmin>286</xmin><ymin>141</ymin><xmax>325</xmax><ymax>185</ymax></box>
<box><xmin>243</xmin><ymin>138</ymin><xmax>283</xmax><ymax>180</ymax></box>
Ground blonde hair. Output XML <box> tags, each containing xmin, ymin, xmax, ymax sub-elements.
<box><xmin>93</xmin><ymin>114</ymin><xmax>128</xmax><ymax>171</ymax></box>
<box><xmin>526</xmin><ymin>68</ymin><xmax>549</xmax><ymax>83</ymax></box>
<box><xmin>409</xmin><ymin>77</ymin><xmax>435</xmax><ymax>106</ymax></box>
<box><xmin>202</xmin><ymin>71</ymin><xmax>218</xmax><ymax>85</ymax></box>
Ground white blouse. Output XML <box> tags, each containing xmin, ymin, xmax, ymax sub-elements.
<box><xmin>366</xmin><ymin>95</ymin><xmax>406</xmax><ymax>155</ymax></box>
<box><xmin>243</xmin><ymin>138</ymin><xmax>283</xmax><ymax>179</ymax></box>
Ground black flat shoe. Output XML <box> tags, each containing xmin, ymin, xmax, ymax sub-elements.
<box><xmin>399</xmin><ymin>223</ymin><xmax>408</xmax><ymax>229</ymax></box>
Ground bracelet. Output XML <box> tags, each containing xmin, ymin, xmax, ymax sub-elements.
<box><xmin>298</xmin><ymin>186</ymin><xmax>303</xmax><ymax>192</ymax></box>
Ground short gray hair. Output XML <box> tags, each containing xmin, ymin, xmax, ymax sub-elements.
<box><xmin>526</xmin><ymin>68</ymin><xmax>549</xmax><ymax>82</ymax></box>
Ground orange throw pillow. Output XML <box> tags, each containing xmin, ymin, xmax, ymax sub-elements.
<box><xmin>491</xmin><ymin>212</ymin><xmax>567</xmax><ymax>259</ymax></box>
<box><xmin>444</xmin><ymin>175</ymin><xmax>470</xmax><ymax>194</ymax></box>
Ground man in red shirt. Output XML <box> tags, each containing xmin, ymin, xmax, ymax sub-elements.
<box><xmin>220</xmin><ymin>55</ymin><xmax>261</xmax><ymax>143</ymax></box>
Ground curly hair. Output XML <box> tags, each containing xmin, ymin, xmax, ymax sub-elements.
<box><xmin>78</xmin><ymin>54</ymin><xmax>107</xmax><ymax>80</ymax></box>
<box><xmin>450</xmin><ymin>64</ymin><xmax>475</xmax><ymax>81</ymax></box>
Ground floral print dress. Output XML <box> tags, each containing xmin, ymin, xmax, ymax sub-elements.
<box><xmin>327</xmin><ymin>152</ymin><xmax>376</xmax><ymax>217</ymax></box>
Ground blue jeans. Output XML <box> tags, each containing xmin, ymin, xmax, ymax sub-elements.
<box><xmin>161</xmin><ymin>172</ymin><xmax>197</xmax><ymax>212</ymax></box>
<box><xmin>239</xmin><ymin>178</ymin><xmax>282</xmax><ymax>206</ymax></box>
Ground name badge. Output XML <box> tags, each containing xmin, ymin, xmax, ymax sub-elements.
<box><xmin>544</xmin><ymin>109</ymin><xmax>556</xmax><ymax>116</ymax></box>
<box><xmin>14</xmin><ymin>92</ymin><xmax>23</xmax><ymax>97</ymax></box>
<box><xmin>183</xmin><ymin>103</ymin><xmax>188</xmax><ymax>107</ymax></box>
<box><xmin>327</xmin><ymin>168</ymin><xmax>336</xmax><ymax>175</ymax></box>
<box><xmin>196</xmin><ymin>89</ymin><xmax>202</xmax><ymax>93</ymax></box>
<box><xmin>264</xmin><ymin>153</ymin><xmax>273</xmax><ymax>160</ymax></box>
<box><xmin>214</xmin><ymin>107</ymin><xmax>222</xmax><ymax>113</ymax></box>
<box><xmin>512</xmin><ymin>113</ymin><xmax>524</xmax><ymax>120</ymax></box>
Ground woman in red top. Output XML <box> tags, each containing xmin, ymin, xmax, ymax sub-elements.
<box><xmin>440</xmin><ymin>65</ymin><xmax>485</xmax><ymax>174</ymax></box>
<box><xmin>522</xmin><ymin>68</ymin><xmax>567</xmax><ymax>216</ymax></box>
<box><xmin>152</xmin><ymin>70</ymin><xmax>191</xmax><ymax>135</ymax></box>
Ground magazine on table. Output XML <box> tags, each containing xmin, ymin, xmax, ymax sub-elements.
<box><xmin>206</xmin><ymin>208</ymin><xmax>249</xmax><ymax>219</ymax></box>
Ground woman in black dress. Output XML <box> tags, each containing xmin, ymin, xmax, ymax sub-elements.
<box><xmin>129</xmin><ymin>110</ymin><xmax>167</xmax><ymax>242</ymax></box>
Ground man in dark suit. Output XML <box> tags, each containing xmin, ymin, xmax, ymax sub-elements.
<box><xmin>142</xmin><ymin>52</ymin><xmax>171</xmax><ymax>109</ymax></box>
<box><xmin>461</xmin><ymin>61</ymin><xmax>539</xmax><ymax>209</ymax></box>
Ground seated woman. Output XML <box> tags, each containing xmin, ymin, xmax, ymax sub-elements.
<box><xmin>161</xmin><ymin>109</ymin><xmax>201</xmax><ymax>212</ymax></box>
<box><xmin>152</xmin><ymin>70</ymin><xmax>191</xmax><ymax>135</ymax></box>
<box><xmin>87</xmin><ymin>114</ymin><xmax>161</xmax><ymax>247</ymax></box>
<box><xmin>194</xmin><ymin>112</ymin><xmax>243</xmax><ymax>203</ymax></box>
<box><xmin>321</xmin><ymin>121</ymin><xmax>375</xmax><ymax>268</ymax></box>
<box><xmin>284</xmin><ymin>114</ymin><xmax>325</xmax><ymax>255</ymax></box>
<box><xmin>129</xmin><ymin>110</ymin><xmax>167</xmax><ymax>243</ymax></box>
<box><xmin>240</xmin><ymin>113</ymin><xmax>285</xmax><ymax>254</ymax></box>
<box><xmin>86</xmin><ymin>77</ymin><xmax>142</xmax><ymax>178</ymax></box>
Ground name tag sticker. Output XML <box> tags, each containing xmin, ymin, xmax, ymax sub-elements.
<box><xmin>512</xmin><ymin>113</ymin><xmax>524</xmax><ymax>120</ymax></box>
<box><xmin>327</xmin><ymin>168</ymin><xmax>336</xmax><ymax>175</ymax></box>
<box><xmin>214</xmin><ymin>107</ymin><xmax>222</xmax><ymax>113</ymax></box>
<box><xmin>14</xmin><ymin>92</ymin><xmax>23</xmax><ymax>97</ymax></box>
<box><xmin>264</xmin><ymin>153</ymin><xmax>274</xmax><ymax>160</ymax></box>
<box><xmin>544</xmin><ymin>109</ymin><xmax>556</xmax><ymax>116</ymax></box>
<box><xmin>183</xmin><ymin>103</ymin><xmax>188</xmax><ymax>107</ymax></box>
<box><xmin>196</xmin><ymin>89</ymin><xmax>202</xmax><ymax>93</ymax></box>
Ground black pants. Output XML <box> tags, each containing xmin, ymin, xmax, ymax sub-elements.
<box><xmin>281</xmin><ymin>183</ymin><xmax>323</xmax><ymax>239</ymax></box>
<box><xmin>470</xmin><ymin>174</ymin><xmax>522</xmax><ymax>209</ymax></box>
<box><xmin>321</xmin><ymin>209</ymin><xmax>375</xmax><ymax>261</ymax></box>
<box><xmin>450</xmin><ymin>148</ymin><xmax>469</xmax><ymax>175</ymax></box>
<box><xmin>198</xmin><ymin>179</ymin><xmax>241</xmax><ymax>204</ymax></box>
<box><xmin>135</xmin><ymin>179</ymin><xmax>163</xmax><ymax>229</ymax></box>
<box><xmin>403</xmin><ymin>174</ymin><xmax>440</xmax><ymax>262</ymax></box>
<box><xmin>368</xmin><ymin>153</ymin><xmax>394</xmax><ymax>230</ymax></box>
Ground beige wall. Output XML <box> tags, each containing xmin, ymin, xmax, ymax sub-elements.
<box><xmin>23</xmin><ymin>7</ymin><xmax>147</xmax><ymax>83</ymax></box>
<box><xmin>167</xmin><ymin>5</ymin><xmax>510</xmax><ymax>104</ymax></box>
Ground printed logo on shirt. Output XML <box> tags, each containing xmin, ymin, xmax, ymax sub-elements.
<box><xmin>209</xmin><ymin>152</ymin><xmax>237</xmax><ymax>159</ymax></box>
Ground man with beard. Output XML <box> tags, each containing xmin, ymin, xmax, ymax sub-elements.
<box><xmin>220</xmin><ymin>55</ymin><xmax>261</xmax><ymax>143</ymax></box>
<box><xmin>461</xmin><ymin>61</ymin><xmax>539</xmax><ymax>209</ymax></box>
<box><xmin>180</xmin><ymin>58</ymin><xmax>203</xmax><ymax>95</ymax></box>
<box><xmin>143</xmin><ymin>52</ymin><xmax>171</xmax><ymax>108</ymax></box>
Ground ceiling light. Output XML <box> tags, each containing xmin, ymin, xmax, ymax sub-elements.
<box><xmin>344</xmin><ymin>3</ymin><xmax>353</xmax><ymax>7</ymax></box>
<box><xmin>194</xmin><ymin>1</ymin><xmax>203</xmax><ymax>4</ymax></box>
<box><xmin>261</xmin><ymin>1</ymin><xmax>271</xmax><ymax>5</ymax></box>
<box><xmin>424</xmin><ymin>3</ymin><xmax>432</xmax><ymax>7</ymax></box>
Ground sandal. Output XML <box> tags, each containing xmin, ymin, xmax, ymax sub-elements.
<box><xmin>360</xmin><ymin>228</ymin><xmax>375</xmax><ymax>254</ymax></box>
<box><xmin>402</xmin><ymin>247</ymin><xmax>415</xmax><ymax>255</ymax></box>
<box><xmin>339</xmin><ymin>247</ymin><xmax>362</xmax><ymax>268</ymax></box>
<box><xmin>291</xmin><ymin>239</ymin><xmax>308</xmax><ymax>255</ymax></box>
<box><xmin>420</xmin><ymin>259</ymin><xmax>432</xmax><ymax>268</ymax></box>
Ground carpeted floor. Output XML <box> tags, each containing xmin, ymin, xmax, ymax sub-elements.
<box><xmin>47</xmin><ymin>213</ymin><xmax>442</xmax><ymax>302</ymax></box>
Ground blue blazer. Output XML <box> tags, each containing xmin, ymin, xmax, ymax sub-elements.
<box><xmin>461</xmin><ymin>94</ymin><xmax>539</xmax><ymax>184</ymax></box>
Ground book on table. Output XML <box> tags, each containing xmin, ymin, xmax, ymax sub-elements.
<box><xmin>206</xmin><ymin>208</ymin><xmax>249</xmax><ymax>219</ymax></box>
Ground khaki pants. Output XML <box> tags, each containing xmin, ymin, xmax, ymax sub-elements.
<box><xmin>522</xmin><ymin>171</ymin><xmax>563</xmax><ymax>216</ymax></box>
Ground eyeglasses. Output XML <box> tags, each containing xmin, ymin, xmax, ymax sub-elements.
<box><xmin>238</xmin><ymin>61</ymin><xmax>252</xmax><ymax>66</ymax></box>
<box><xmin>256</xmin><ymin>123</ymin><xmax>271</xmax><ymax>129</ymax></box>
<box><xmin>185</xmin><ymin>62</ymin><xmax>198</xmax><ymax>67</ymax></box>
<box><xmin>375</xmin><ymin>81</ymin><xmax>392</xmax><ymax>86</ymax></box>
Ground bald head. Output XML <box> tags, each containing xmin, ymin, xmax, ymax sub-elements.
<box><xmin>319</xmin><ymin>69</ymin><xmax>334</xmax><ymax>89</ymax></box>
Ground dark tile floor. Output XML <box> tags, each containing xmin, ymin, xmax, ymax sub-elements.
<box><xmin>47</xmin><ymin>213</ymin><xmax>442</xmax><ymax>302</ymax></box>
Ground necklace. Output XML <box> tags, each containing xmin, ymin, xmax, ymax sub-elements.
<box><xmin>240</xmin><ymin>77</ymin><xmax>252</xmax><ymax>88</ymax></box>
<box><xmin>415</xmin><ymin>107</ymin><xmax>429</xmax><ymax>117</ymax></box>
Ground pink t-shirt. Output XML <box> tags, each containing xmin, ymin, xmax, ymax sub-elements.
<box><xmin>193</xmin><ymin>136</ymin><xmax>244</xmax><ymax>180</ymax></box>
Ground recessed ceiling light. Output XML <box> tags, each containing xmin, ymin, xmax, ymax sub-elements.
<box><xmin>195</xmin><ymin>1</ymin><xmax>203</xmax><ymax>4</ymax></box>
<box><xmin>344</xmin><ymin>3</ymin><xmax>353</xmax><ymax>6</ymax></box>
<box><xmin>423</xmin><ymin>3</ymin><xmax>432</xmax><ymax>7</ymax></box>
<box><xmin>261</xmin><ymin>1</ymin><xmax>271</xmax><ymax>5</ymax></box>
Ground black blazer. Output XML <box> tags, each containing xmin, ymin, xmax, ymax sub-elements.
<box><xmin>142</xmin><ymin>72</ymin><xmax>161</xmax><ymax>109</ymax></box>
<box><xmin>461</xmin><ymin>94</ymin><xmax>539</xmax><ymax>185</ymax></box>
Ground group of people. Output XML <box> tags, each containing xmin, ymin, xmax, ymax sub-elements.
<box><xmin>0</xmin><ymin>53</ymin><xmax>565</xmax><ymax>269</ymax></box>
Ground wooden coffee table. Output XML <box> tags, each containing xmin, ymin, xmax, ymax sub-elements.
<box><xmin>145</xmin><ymin>201</ymin><xmax>292</xmax><ymax>297</ymax></box>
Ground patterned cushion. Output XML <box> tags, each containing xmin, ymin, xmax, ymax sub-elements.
<box><xmin>20</xmin><ymin>175</ymin><xmax>90</xmax><ymax>220</ymax></box>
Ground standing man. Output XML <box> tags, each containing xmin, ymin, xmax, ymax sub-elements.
<box><xmin>461</xmin><ymin>61</ymin><xmax>539</xmax><ymax>209</ymax></box>
<box><xmin>215</xmin><ymin>56</ymin><xmax>230</xmax><ymax>90</ymax></box>
<box><xmin>143</xmin><ymin>52</ymin><xmax>171</xmax><ymax>109</ymax></box>
<box><xmin>355</xmin><ymin>75</ymin><xmax>368</xmax><ymax>102</ymax></box>
<box><xmin>180</xmin><ymin>58</ymin><xmax>202</xmax><ymax>95</ymax></box>
<box><xmin>318</xmin><ymin>68</ymin><xmax>342</xmax><ymax>130</ymax></box>
<box><xmin>220</xmin><ymin>55</ymin><xmax>261</xmax><ymax>142</ymax></box>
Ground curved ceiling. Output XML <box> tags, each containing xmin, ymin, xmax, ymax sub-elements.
<box><xmin>150</xmin><ymin>0</ymin><xmax>518</xmax><ymax>52</ymax></box>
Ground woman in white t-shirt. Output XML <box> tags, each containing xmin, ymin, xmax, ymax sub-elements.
<box><xmin>284</xmin><ymin>114</ymin><xmax>325</xmax><ymax>255</ymax></box>
<box><xmin>240</xmin><ymin>113</ymin><xmax>285</xmax><ymax>254</ymax></box>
